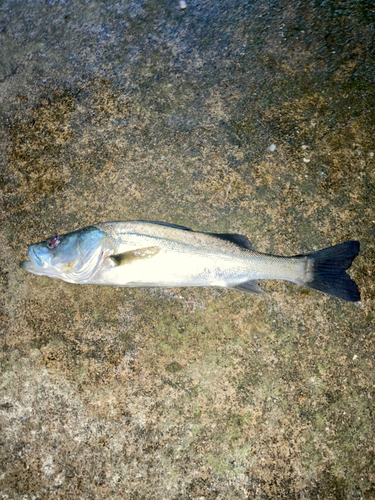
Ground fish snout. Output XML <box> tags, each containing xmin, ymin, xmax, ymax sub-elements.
<box><xmin>20</xmin><ymin>260</ymin><xmax>34</xmax><ymax>271</ymax></box>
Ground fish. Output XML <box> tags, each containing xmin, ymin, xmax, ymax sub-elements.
<box><xmin>20</xmin><ymin>220</ymin><xmax>361</xmax><ymax>302</ymax></box>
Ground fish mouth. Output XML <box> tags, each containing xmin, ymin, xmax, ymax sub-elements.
<box><xmin>20</xmin><ymin>247</ymin><xmax>46</xmax><ymax>273</ymax></box>
<box><xmin>20</xmin><ymin>260</ymin><xmax>34</xmax><ymax>271</ymax></box>
<box><xmin>30</xmin><ymin>247</ymin><xmax>45</xmax><ymax>267</ymax></box>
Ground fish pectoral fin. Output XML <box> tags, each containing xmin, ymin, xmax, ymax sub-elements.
<box><xmin>227</xmin><ymin>280</ymin><xmax>265</xmax><ymax>295</ymax></box>
<box><xmin>109</xmin><ymin>246</ymin><xmax>160</xmax><ymax>266</ymax></box>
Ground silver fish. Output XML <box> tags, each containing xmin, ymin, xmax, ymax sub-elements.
<box><xmin>20</xmin><ymin>221</ymin><xmax>360</xmax><ymax>302</ymax></box>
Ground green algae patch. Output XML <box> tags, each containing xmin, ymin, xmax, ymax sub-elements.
<box><xmin>165</xmin><ymin>361</ymin><xmax>183</xmax><ymax>374</ymax></box>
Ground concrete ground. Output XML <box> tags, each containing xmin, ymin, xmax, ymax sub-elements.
<box><xmin>0</xmin><ymin>0</ymin><xmax>374</xmax><ymax>498</ymax></box>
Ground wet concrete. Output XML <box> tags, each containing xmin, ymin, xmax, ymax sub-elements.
<box><xmin>0</xmin><ymin>0</ymin><xmax>374</xmax><ymax>498</ymax></box>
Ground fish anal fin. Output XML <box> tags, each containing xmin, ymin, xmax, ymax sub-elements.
<box><xmin>110</xmin><ymin>246</ymin><xmax>160</xmax><ymax>266</ymax></box>
<box><xmin>227</xmin><ymin>280</ymin><xmax>264</xmax><ymax>295</ymax></box>
<box><xmin>207</xmin><ymin>233</ymin><xmax>253</xmax><ymax>250</ymax></box>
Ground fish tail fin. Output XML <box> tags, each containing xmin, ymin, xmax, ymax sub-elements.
<box><xmin>299</xmin><ymin>241</ymin><xmax>360</xmax><ymax>302</ymax></box>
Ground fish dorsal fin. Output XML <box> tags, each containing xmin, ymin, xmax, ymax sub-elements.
<box><xmin>206</xmin><ymin>233</ymin><xmax>254</xmax><ymax>250</ymax></box>
<box><xmin>143</xmin><ymin>221</ymin><xmax>193</xmax><ymax>231</ymax></box>
<box><xmin>227</xmin><ymin>280</ymin><xmax>264</xmax><ymax>295</ymax></box>
<box><xmin>110</xmin><ymin>246</ymin><xmax>160</xmax><ymax>266</ymax></box>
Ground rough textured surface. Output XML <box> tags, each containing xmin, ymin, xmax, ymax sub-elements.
<box><xmin>0</xmin><ymin>0</ymin><xmax>374</xmax><ymax>498</ymax></box>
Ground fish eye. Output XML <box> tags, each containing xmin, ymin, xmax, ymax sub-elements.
<box><xmin>47</xmin><ymin>235</ymin><xmax>61</xmax><ymax>249</ymax></box>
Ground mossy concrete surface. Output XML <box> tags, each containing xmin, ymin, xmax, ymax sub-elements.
<box><xmin>0</xmin><ymin>0</ymin><xmax>374</xmax><ymax>498</ymax></box>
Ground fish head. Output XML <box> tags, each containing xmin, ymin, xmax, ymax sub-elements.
<box><xmin>20</xmin><ymin>226</ymin><xmax>107</xmax><ymax>283</ymax></box>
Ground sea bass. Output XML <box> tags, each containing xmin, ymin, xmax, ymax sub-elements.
<box><xmin>20</xmin><ymin>221</ymin><xmax>360</xmax><ymax>302</ymax></box>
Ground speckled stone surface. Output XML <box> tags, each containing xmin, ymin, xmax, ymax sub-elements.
<box><xmin>0</xmin><ymin>0</ymin><xmax>374</xmax><ymax>498</ymax></box>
